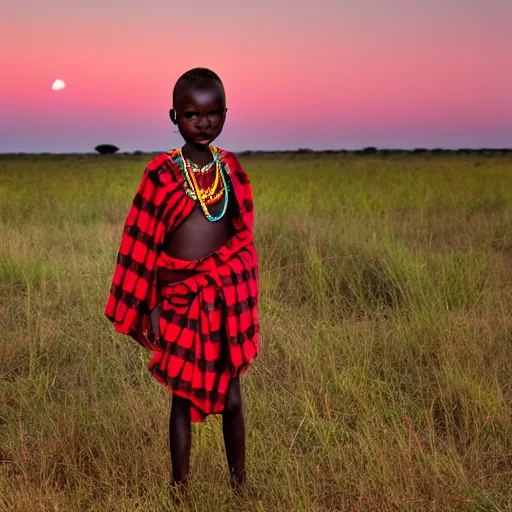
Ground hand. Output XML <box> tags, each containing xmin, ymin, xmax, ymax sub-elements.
<box><xmin>150</xmin><ymin>304</ymin><xmax>162</xmax><ymax>340</ymax></box>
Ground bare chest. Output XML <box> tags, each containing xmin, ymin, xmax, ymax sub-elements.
<box><xmin>162</xmin><ymin>192</ymin><xmax>237</xmax><ymax>261</ymax></box>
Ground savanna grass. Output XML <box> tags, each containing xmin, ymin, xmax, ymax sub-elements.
<box><xmin>1</xmin><ymin>153</ymin><xmax>511</xmax><ymax>511</ymax></box>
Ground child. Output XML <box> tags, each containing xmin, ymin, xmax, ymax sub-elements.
<box><xmin>104</xmin><ymin>68</ymin><xmax>259</xmax><ymax>491</ymax></box>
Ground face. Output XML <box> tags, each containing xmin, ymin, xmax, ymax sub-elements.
<box><xmin>171</xmin><ymin>81</ymin><xmax>227</xmax><ymax>147</ymax></box>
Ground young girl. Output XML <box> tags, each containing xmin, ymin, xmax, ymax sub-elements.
<box><xmin>104</xmin><ymin>68</ymin><xmax>259</xmax><ymax>491</ymax></box>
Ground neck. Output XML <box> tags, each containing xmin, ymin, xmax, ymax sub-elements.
<box><xmin>182</xmin><ymin>143</ymin><xmax>213</xmax><ymax>167</ymax></box>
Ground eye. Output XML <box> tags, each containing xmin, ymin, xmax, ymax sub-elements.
<box><xmin>184</xmin><ymin>111</ymin><xmax>198</xmax><ymax>119</ymax></box>
<box><xmin>209</xmin><ymin>109</ymin><xmax>223</xmax><ymax>117</ymax></box>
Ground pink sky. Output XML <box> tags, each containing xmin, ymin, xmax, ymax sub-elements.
<box><xmin>1</xmin><ymin>0</ymin><xmax>511</xmax><ymax>152</ymax></box>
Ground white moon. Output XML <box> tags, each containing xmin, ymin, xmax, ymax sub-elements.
<box><xmin>52</xmin><ymin>79</ymin><xmax>66</xmax><ymax>91</ymax></box>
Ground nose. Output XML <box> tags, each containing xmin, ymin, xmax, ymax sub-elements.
<box><xmin>197</xmin><ymin>115</ymin><xmax>211</xmax><ymax>130</ymax></box>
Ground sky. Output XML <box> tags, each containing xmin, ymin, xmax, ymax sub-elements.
<box><xmin>1</xmin><ymin>0</ymin><xmax>511</xmax><ymax>152</ymax></box>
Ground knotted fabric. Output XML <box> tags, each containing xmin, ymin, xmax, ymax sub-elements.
<box><xmin>149</xmin><ymin>229</ymin><xmax>258</xmax><ymax>421</ymax></box>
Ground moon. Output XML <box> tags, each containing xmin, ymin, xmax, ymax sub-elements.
<box><xmin>52</xmin><ymin>79</ymin><xmax>66</xmax><ymax>91</ymax></box>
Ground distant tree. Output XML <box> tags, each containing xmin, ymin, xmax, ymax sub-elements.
<box><xmin>362</xmin><ymin>146</ymin><xmax>377</xmax><ymax>154</ymax></box>
<box><xmin>95</xmin><ymin>144</ymin><xmax>119</xmax><ymax>155</ymax></box>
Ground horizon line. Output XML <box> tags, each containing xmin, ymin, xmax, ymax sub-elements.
<box><xmin>1</xmin><ymin>147</ymin><xmax>511</xmax><ymax>156</ymax></box>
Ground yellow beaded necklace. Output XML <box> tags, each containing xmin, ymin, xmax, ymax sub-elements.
<box><xmin>179</xmin><ymin>148</ymin><xmax>229</xmax><ymax>221</ymax></box>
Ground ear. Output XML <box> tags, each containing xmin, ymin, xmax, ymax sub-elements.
<box><xmin>225</xmin><ymin>107</ymin><xmax>228</xmax><ymax>116</ymax></box>
<box><xmin>169</xmin><ymin>108</ymin><xmax>178</xmax><ymax>125</ymax></box>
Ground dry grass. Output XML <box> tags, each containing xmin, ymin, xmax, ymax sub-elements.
<box><xmin>1</xmin><ymin>153</ymin><xmax>511</xmax><ymax>511</ymax></box>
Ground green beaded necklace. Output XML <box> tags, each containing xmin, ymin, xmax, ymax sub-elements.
<box><xmin>179</xmin><ymin>147</ymin><xmax>229</xmax><ymax>222</ymax></box>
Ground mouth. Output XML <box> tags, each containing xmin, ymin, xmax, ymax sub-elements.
<box><xmin>195</xmin><ymin>135</ymin><xmax>214</xmax><ymax>145</ymax></box>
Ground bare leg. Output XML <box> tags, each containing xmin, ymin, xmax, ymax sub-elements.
<box><xmin>222</xmin><ymin>377</ymin><xmax>246</xmax><ymax>490</ymax></box>
<box><xmin>169</xmin><ymin>394</ymin><xmax>192</xmax><ymax>487</ymax></box>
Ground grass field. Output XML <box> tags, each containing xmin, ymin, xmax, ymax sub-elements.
<box><xmin>1</xmin><ymin>153</ymin><xmax>511</xmax><ymax>511</ymax></box>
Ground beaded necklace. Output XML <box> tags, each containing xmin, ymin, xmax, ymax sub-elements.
<box><xmin>184</xmin><ymin>158</ymin><xmax>215</xmax><ymax>174</ymax></box>
<box><xmin>179</xmin><ymin>147</ymin><xmax>229</xmax><ymax>222</ymax></box>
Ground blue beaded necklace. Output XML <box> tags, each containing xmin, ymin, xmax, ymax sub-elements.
<box><xmin>179</xmin><ymin>147</ymin><xmax>229</xmax><ymax>222</ymax></box>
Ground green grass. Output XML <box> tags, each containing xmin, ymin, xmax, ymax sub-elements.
<box><xmin>1</xmin><ymin>153</ymin><xmax>511</xmax><ymax>511</ymax></box>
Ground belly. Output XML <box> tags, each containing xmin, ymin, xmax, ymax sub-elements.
<box><xmin>162</xmin><ymin>199</ymin><xmax>235</xmax><ymax>262</ymax></box>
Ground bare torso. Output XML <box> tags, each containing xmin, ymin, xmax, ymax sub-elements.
<box><xmin>158</xmin><ymin>188</ymin><xmax>237</xmax><ymax>285</ymax></box>
<box><xmin>163</xmin><ymin>197</ymin><xmax>235</xmax><ymax>260</ymax></box>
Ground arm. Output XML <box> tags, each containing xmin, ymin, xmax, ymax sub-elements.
<box><xmin>104</xmin><ymin>156</ymin><xmax>174</xmax><ymax>348</ymax></box>
<box><xmin>221</xmin><ymin>151</ymin><xmax>255</xmax><ymax>233</ymax></box>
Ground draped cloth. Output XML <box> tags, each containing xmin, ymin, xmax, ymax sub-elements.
<box><xmin>104</xmin><ymin>148</ymin><xmax>259</xmax><ymax>421</ymax></box>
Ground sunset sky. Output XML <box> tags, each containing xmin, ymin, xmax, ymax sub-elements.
<box><xmin>1</xmin><ymin>0</ymin><xmax>511</xmax><ymax>152</ymax></box>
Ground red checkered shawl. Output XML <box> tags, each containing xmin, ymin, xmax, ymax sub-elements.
<box><xmin>104</xmin><ymin>148</ymin><xmax>259</xmax><ymax>421</ymax></box>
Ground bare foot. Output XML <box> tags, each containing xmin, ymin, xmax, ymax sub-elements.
<box><xmin>169</xmin><ymin>479</ymin><xmax>187</xmax><ymax>504</ymax></box>
<box><xmin>229</xmin><ymin>470</ymin><xmax>245</xmax><ymax>496</ymax></box>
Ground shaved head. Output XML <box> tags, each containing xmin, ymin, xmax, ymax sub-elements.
<box><xmin>169</xmin><ymin>68</ymin><xmax>228</xmax><ymax>148</ymax></box>
<box><xmin>173</xmin><ymin>68</ymin><xmax>225</xmax><ymax>108</ymax></box>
